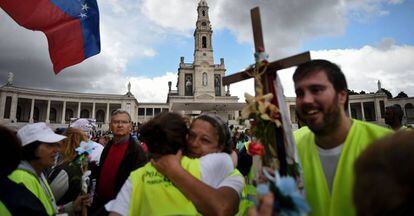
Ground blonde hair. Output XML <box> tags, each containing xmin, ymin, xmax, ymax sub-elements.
<box><xmin>61</xmin><ymin>127</ymin><xmax>88</xmax><ymax>163</ymax></box>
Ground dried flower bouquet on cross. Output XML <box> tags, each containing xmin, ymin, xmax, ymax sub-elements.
<box><xmin>241</xmin><ymin>48</ymin><xmax>309</xmax><ymax>215</ymax></box>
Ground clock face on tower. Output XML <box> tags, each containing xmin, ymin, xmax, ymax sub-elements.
<box><xmin>201</xmin><ymin>22</ymin><xmax>207</xmax><ymax>26</ymax></box>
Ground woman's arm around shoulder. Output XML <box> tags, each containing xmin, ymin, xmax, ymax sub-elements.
<box><xmin>152</xmin><ymin>150</ymin><xmax>240</xmax><ymax>216</ymax></box>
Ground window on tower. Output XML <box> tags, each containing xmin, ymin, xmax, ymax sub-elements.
<box><xmin>202</xmin><ymin>10</ymin><xmax>205</xmax><ymax>16</ymax></box>
<box><xmin>202</xmin><ymin>73</ymin><xmax>208</xmax><ymax>86</ymax></box>
<box><xmin>202</xmin><ymin>36</ymin><xmax>207</xmax><ymax>48</ymax></box>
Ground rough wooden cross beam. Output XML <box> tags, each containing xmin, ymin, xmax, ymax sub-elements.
<box><xmin>222</xmin><ymin>7</ymin><xmax>310</xmax><ymax>90</ymax></box>
<box><xmin>222</xmin><ymin>51</ymin><xmax>310</xmax><ymax>86</ymax></box>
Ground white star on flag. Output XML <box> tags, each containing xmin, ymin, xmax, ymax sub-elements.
<box><xmin>79</xmin><ymin>12</ymin><xmax>87</xmax><ymax>19</ymax></box>
<box><xmin>82</xmin><ymin>3</ymin><xmax>89</xmax><ymax>11</ymax></box>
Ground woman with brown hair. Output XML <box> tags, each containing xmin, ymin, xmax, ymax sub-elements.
<box><xmin>9</xmin><ymin>122</ymin><xmax>66</xmax><ymax>215</ymax></box>
<box><xmin>154</xmin><ymin>113</ymin><xmax>243</xmax><ymax>215</ymax></box>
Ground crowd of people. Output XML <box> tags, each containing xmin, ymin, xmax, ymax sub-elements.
<box><xmin>1</xmin><ymin>59</ymin><xmax>412</xmax><ymax>216</ymax></box>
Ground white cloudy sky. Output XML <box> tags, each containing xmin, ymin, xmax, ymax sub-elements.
<box><xmin>0</xmin><ymin>0</ymin><xmax>413</xmax><ymax>102</ymax></box>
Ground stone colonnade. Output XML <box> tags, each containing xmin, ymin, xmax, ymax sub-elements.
<box><xmin>0</xmin><ymin>86</ymin><xmax>138</xmax><ymax>130</ymax></box>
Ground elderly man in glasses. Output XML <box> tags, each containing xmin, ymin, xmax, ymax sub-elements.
<box><xmin>90</xmin><ymin>109</ymin><xmax>147</xmax><ymax>215</ymax></box>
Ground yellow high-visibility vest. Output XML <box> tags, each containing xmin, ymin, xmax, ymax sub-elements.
<box><xmin>295</xmin><ymin>119</ymin><xmax>391</xmax><ymax>216</ymax></box>
<box><xmin>129</xmin><ymin>157</ymin><xmax>201</xmax><ymax>216</ymax></box>
<box><xmin>0</xmin><ymin>201</ymin><xmax>12</xmax><ymax>216</ymax></box>
<box><xmin>9</xmin><ymin>169</ymin><xmax>57</xmax><ymax>216</ymax></box>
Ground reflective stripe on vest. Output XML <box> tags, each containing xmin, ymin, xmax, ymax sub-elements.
<box><xmin>129</xmin><ymin>157</ymin><xmax>201</xmax><ymax>216</ymax></box>
<box><xmin>295</xmin><ymin>119</ymin><xmax>391</xmax><ymax>216</ymax></box>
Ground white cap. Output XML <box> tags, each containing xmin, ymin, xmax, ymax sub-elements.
<box><xmin>17</xmin><ymin>122</ymin><xmax>66</xmax><ymax>146</ymax></box>
<box><xmin>70</xmin><ymin>118</ymin><xmax>96</xmax><ymax>132</ymax></box>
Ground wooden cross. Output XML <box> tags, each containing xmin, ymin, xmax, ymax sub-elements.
<box><xmin>223</xmin><ymin>8</ymin><xmax>310</xmax><ymax>93</ymax></box>
<box><xmin>223</xmin><ymin>7</ymin><xmax>311</xmax><ymax>175</ymax></box>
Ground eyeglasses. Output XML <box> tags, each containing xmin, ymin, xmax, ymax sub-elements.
<box><xmin>111</xmin><ymin>120</ymin><xmax>131</xmax><ymax>125</ymax></box>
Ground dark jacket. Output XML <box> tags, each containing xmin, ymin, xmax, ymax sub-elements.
<box><xmin>48</xmin><ymin>159</ymin><xmax>83</xmax><ymax>205</ymax></box>
<box><xmin>90</xmin><ymin>135</ymin><xmax>147</xmax><ymax>214</ymax></box>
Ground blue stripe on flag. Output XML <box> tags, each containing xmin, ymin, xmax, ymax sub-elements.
<box><xmin>51</xmin><ymin>0</ymin><xmax>100</xmax><ymax>58</ymax></box>
<box><xmin>80</xmin><ymin>0</ymin><xmax>100</xmax><ymax>57</ymax></box>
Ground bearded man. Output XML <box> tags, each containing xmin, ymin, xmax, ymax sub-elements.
<box><xmin>293</xmin><ymin>59</ymin><xmax>391</xmax><ymax>216</ymax></box>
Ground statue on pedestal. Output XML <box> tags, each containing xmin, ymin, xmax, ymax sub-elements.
<box><xmin>126</xmin><ymin>82</ymin><xmax>133</xmax><ymax>97</ymax></box>
<box><xmin>7</xmin><ymin>72</ymin><xmax>14</xmax><ymax>86</ymax></box>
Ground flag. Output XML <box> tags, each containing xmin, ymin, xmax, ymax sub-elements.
<box><xmin>0</xmin><ymin>0</ymin><xmax>101</xmax><ymax>74</ymax></box>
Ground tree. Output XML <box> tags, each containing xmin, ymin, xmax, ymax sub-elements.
<box><xmin>348</xmin><ymin>89</ymin><xmax>359</xmax><ymax>95</ymax></box>
<box><xmin>359</xmin><ymin>90</ymin><xmax>366</xmax><ymax>94</ymax></box>
<box><xmin>395</xmin><ymin>91</ymin><xmax>408</xmax><ymax>98</ymax></box>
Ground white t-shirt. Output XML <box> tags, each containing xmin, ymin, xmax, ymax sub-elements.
<box><xmin>105</xmin><ymin>153</ymin><xmax>244</xmax><ymax>215</ymax></box>
<box><xmin>317</xmin><ymin>143</ymin><xmax>344</xmax><ymax>193</ymax></box>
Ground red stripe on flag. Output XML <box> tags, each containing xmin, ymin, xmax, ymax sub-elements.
<box><xmin>1</xmin><ymin>0</ymin><xmax>85</xmax><ymax>74</ymax></box>
<box><xmin>46</xmin><ymin>19</ymin><xmax>85</xmax><ymax>74</ymax></box>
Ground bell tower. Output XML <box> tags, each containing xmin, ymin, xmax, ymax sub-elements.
<box><xmin>193</xmin><ymin>0</ymin><xmax>213</xmax><ymax>64</ymax></box>
<box><xmin>168</xmin><ymin>0</ymin><xmax>239</xmax><ymax>121</ymax></box>
<box><xmin>176</xmin><ymin>0</ymin><xmax>226</xmax><ymax>99</ymax></box>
